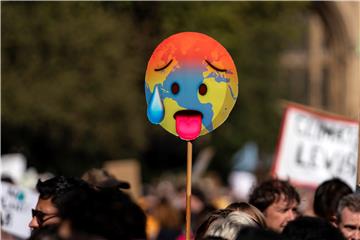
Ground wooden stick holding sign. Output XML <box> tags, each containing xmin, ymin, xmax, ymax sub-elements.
<box><xmin>186</xmin><ymin>141</ymin><xmax>193</xmax><ymax>240</ymax></box>
<box><xmin>357</xmin><ymin>113</ymin><xmax>360</xmax><ymax>193</ymax></box>
<box><xmin>145</xmin><ymin>32</ymin><xmax>239</xmax><ymax>239</ymax></box>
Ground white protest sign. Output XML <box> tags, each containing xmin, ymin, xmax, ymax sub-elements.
<box><xmin>1</xmin><ymin>153</ymin><xmax>26</xmax><ymax>184</ymax></box>
<box><xmin>272</xmin><ymin>104</ymin><xmax>359</xmax><ymax>189</ymax></box>
<box><xmin>1</xmin><ymin>182</ymin><xmax>39</xmax><ymax>238</ymax></box>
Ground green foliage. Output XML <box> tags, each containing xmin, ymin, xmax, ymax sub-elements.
<box><xmin>2</xmin><ymin>2</ymin><xmax>309</xmax><ymax>178</ymax></box>
<box><xmin>2</xmin><ymin>2</ymin><xmax>148</xmax><ymax>174</ymax></box>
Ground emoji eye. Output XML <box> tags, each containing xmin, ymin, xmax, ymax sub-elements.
<box><xmin>199</xmin><ymin>83</ymin><xmax>207</xmax><ymax>96</ymax></box>
<box><xmin>171</xmin><ymin>82</ymin><xmax>180</xmax><ymax>94</ymax></box>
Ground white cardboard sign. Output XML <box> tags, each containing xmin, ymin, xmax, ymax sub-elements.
<box><xmin>272</xmin><ymin>104</ymin><xmax>359</xmax><ymax>189</ymax></box>
<box><xmin>1</xmin><ymin>182</ymin><xmax>38</xmax><ymax>238</ymax></box>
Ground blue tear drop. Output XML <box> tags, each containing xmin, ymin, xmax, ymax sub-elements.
<box><xmin>147</xmin><ymin>85</ymin><xmax>164</xmax><ymax>124</ymax></box>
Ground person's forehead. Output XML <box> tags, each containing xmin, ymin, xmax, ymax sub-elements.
<box><xmin>342</xmin><ymin>207</ymin><xmax>360</xmax><ymax>219</ymax></box>
<box><xmin>273</xmin><ymin>194</ymin><xmax>298</xmax><ymax>207</ymax></box>
<box><xmin>36</xmin><ymin>198</ymin><xmax>58</xmax><ymax>213</ymax></box>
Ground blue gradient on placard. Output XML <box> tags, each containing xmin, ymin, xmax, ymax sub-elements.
<box><xmin>145</xmin><ymin>63</ymin><xmax>236</xmax><ymax>131</ymax></box>
<box><xmin>161</xmin><ymin>65</ymin><xmax>214</xmax><ymax>131</ymax></box>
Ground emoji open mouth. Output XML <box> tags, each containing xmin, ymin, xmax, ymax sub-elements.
<box><xmin>174</xmin><ymin>110</ymin><xmax>203</xmax><ymax>141</ymax></box>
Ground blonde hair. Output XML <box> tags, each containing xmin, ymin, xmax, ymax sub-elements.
<box><xmin>226</xmin><ymin>202</ymin><xmax>266</xmax><ymax>228</ymax></box>
<box><xmin>204</xmin><ymin>211</ymin><xmax>258</xmax><ymax>240</ymax></box>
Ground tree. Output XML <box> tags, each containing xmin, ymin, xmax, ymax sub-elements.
<box><xmin>2</xmin><ymin>2</ymin><xmax>148</xmax><ymax>175</ymax></box>
<box><xmin>2</xmin><ymin>2</ymin><xmax>309</xmax><ymax>179</ymax></box>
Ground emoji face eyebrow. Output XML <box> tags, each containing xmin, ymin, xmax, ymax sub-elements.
<box><xmin>205</xmin><ymin>60</ymin><xmax>227</xmax><ymax>72</ymax></box>
<box><xmin>155</xmin><ymin>59</ymin><xmax>173</xmax><ymax>72</ymax></box>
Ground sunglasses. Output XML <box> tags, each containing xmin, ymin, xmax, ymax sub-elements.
<box><xmin>31</xmin><ymin>209</ymin><xmax>58</xmax><ymax>226</ymax></box>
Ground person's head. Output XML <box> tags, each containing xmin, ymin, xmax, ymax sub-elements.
<box><xmin>177</xmin><ymin>185</ymin><xmax>209</xmax><ymax>214</ymax></box>
<box><xmin>29</xmin><ymin>176</ymin><xmax>90</xmax><ymax>230</ymax></box>
<box><xmin>226</xmin><ymin>202</ymin><xmax>266</xmax><ymax>228</ymax></box>
<box><xmin>202</xmin><ymin>237</ymin><xmax>227</xmax><ymax>240</ymax></box>
<box><xmin>236</xmin><ymin>226</ymin><xmax>280</xmax><ymax>240</ymax></box>
<box><xmin>177</xmin><ymin>184</ymin><xmax>216</xmax><ymax>232</ymax></box>
<box><xmin>58</xmin><ymin>186</ymin><xmax>147</xmax><ymax>240</ymax></box>
<box><xmin>203</xmin><ymin>211</ymin><xmax>261</xmax><ymax>240</ymax></box>
<box><xmin>314</xmin><ymin>178</ymin><xmax>353</xmax><ymax>225</ymax></box>
<box><xmin>81</xmin><ymin>168</ymin><xmax>130</xmax><ymax>189</ymax></box>
<box><xmin>195</xmin><ymin>209</ymin><xmax>233</xmax><ymax>240</ymax></box>
<box><xmin>249</xmin><ymin>179</ymin><xmax>300</xmax><ymax>233</ymax></box>
<box><xmin>336</xmin><ymin>193</ymin><xmax>360</xmax><ymax>240</ymax></box>
<box><xmin>153</xmin><ymin>198</ymin><xmax>181</xmax><ymax>230</ymax></box>
<box><xmin>282</xmin><ymin>216</ymin><xmax>345</xmax><ymax>240</ymax></box>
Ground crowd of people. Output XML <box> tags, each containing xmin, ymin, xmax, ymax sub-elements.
<box><xmin>4</xmin><ymin>168</ymin><xmax>356</xmax><ymax>240</ymax></box>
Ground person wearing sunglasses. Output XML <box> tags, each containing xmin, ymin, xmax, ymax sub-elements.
<box><xmin>29</xmin><ymin>206</ymin><xmax>59</xmax><ymax>228</ymax></box>
<box><xmin>29</xmin><ymin>176</ymin><xmax>90</xmax><ymax>229</ymax></box>
<box><xmin>31</xmin><ymin>208</ymin><xmax>59</xmax><ymax>228</ymax></box>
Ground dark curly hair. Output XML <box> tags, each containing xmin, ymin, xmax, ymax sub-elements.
<box><xmin>313</xmin><ymin>178</ymin><xmax>352</xmax><ymax>222</ymax></box>
<box><xmin>249</xmin><ymin>179</ymin><xmax>300</xmax><ymax>212</ymax></box>
<box><xmin>36</xmin><ymin>176</ymin><xmax>91</xmax><ymax>209</ymax></box>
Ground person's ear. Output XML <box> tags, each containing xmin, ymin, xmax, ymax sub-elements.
<box><xmin>329</xmin><ymin>215</ymin><xmax>338</xmax><ymax>227</ymax></box>
<box><xmin>58</xmin><ymin>220</ymin><xmax>72</xmax><ymax>239</ymax></box>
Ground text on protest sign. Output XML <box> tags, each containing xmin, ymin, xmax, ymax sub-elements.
<box><xmin>1</xmin><ymin>182</ymin><xmax>38</xmax><ymax>239</ymax></box>
<box><xmin>272</xmin><ymin>104</ymin><xmax>359</xmax><ymax>189</ymax></box>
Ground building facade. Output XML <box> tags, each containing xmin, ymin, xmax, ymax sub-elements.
<box><xmin>281</xmin><ymin>2</ymin><xmax>359</xmax><ymax>118</ymax></box>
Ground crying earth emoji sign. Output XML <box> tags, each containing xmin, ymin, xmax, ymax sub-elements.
<box><xmin>145</xmin><ymin>32</ymin><xmax>238</xmax><ymax>141</ymax></box>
